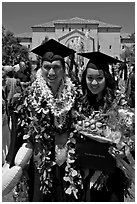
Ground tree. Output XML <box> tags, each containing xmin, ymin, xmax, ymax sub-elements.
<box><xmin>120</xmin><ymin>44</ymin><xmax>135</xmax><ymax>65</ymax></box>
<box><xmin>129</xmin><ymin>33</ymin><xmax>135</xmax><ymax>42</ymax></box>
<box><xmin>2</xmin><ymin>26</ymin><xmax>29</xmax><ymax>65</ymax></box>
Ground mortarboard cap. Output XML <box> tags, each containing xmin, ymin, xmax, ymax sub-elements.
<box><xmin>78</xmin><ymin>51</ymin><xmax>122</xmax><ymax>71</ymax></box>
<box><xmin>31</xmin><ymin>39</ymin><xmax>75</xmax><ymax>62</ymax></box>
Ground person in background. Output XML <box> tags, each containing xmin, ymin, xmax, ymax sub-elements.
<box><xmin>119</xmin><ymin>62</ymin><xmax>128</xmax><ymax>81</ymax></box>
<box><xmin>13</xmin><ymin>64</ymin><xmax>20</xmax><ymax>73</ymax></box>
<box><xmin>2</xmin><ymin>66</ymin><xmax>11</xmax><ymax>165</ymax></box>
<box><xmin>14</xmin><ymin>61</ymin><xmax>31</xmax><ymax>84</ymax></box>
<box><xmin>126</xmin><ymin>64</ymin><xmax>135</xmax><ymax>108</ymax></box>
<box><xmin>3</xmin><ymin>66</ymin><xmax>22</xmax><ymax>109</ymax></box>
<box><xmin>2</xmin><ymin>66</ymin><xmax>23</xmax><ymax>168</ymax></box>
<box><xmin>30</xmin><ymin>61</ymin><xmax>41</xmax><ymax>82</ymax></box>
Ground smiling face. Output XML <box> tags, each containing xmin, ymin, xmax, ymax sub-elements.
<box><xmin>86</xmin><ymin>67</ymin><xmax>106</xmax><ymax>95</ymax></box>
<box><xmin>41</xmin><ymin>60</ymin><xmax>65</xmax><ymax>93</ymax></box>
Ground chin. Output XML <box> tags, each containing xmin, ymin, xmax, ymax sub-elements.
<box><xmin>90</xmin><ymin>89</ymin><xmax>99</xmax><ymax>95</ymax></box>
<box><xmin>92</xmin><ymin>92</ymin><xmax>99</xmax><ymax>95</ymax></box>
<box><xmin>48</xmin><ymin>80</ymin><xmax>55</xmax><ymax>83</ymax></box>
<box><xmin>47</xmin><ymin>81</ymin><xmax>55</xmax><ymax>87</ymax></box>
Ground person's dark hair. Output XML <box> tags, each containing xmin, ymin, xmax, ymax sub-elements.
<box><xmin>58</xmin><ymin>59</ymin><xmax>65</xmax><ymax>69</ymax></box>
<box><xmin>81</xmin><ymin>65</ymin><xmax>116</xmax><ymax>111</ymax></box>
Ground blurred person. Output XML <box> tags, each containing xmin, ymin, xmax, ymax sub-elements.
<box><xmin>14</xmin><ymin>61</ymin><xmax>31</xmax><ymax>83</ymax></box>
<box><xmin>126</xmin><ymin>64</ymin><xmax>135</xmax><ymax>108</ymax></box>
<box><xmin>2</xmin><ymin>66</ymin><xmax>11</xmax><ymax>164</ymax></box>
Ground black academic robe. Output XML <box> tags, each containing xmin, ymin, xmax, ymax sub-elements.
<box><xmin>26</xmin><ymin>157</ymin><xmax>124</xmax><ymax>202</ymax></box>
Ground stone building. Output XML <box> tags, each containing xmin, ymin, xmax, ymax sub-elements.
<box><xmin>15</xmin><ymin>17</ymin><xmax>134</xmax><ymax>65</ymax></box>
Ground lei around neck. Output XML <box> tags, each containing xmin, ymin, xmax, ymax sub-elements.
<box><xmin>21</xmin><ymin>69</ymin><xmax>83</xmax><ymax>200</ymax></box>
<box><xmin>34</xmin><ymin>69</ymin><xmax>76</xmax><ymax>117</ymax></box>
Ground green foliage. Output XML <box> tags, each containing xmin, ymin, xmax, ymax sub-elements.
<box><xmin>120</xmin><ymin>33</ymin><xmax>135</xmax><ymax>65</ymax></box>
<box><xmin>2</xmin><ymin>26</ymin><xmax>29</xmax><ymax>65</ymax></box>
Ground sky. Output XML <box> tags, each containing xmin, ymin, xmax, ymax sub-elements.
<box><xmin>2</xmin><ymin>1</ymin><xmax>135</xmax><ymax>35</ymax></box>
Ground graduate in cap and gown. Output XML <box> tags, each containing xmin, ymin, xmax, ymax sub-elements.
<box><xmin>74</xmin><ymin>51</ymin><xmax>135</xmax><ymax>201</ymax></box>
<box><xmin>2</xmin><ymin>39</ymin><xmax>84</xmax><ymax>202</ymax></box>
<box><xmin>78</xmin><ymin>51</ymin><xmax>120</xmax><ymax>111</ymax></box>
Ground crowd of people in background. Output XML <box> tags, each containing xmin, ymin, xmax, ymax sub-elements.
<box><xmin>2</xmin><ymin>40</ymin><xmax>135</xmax><ymax>202</ymax></box>
<box><xmin>2</xmin><ymin>61</ymin><xmax>31</xmax><ymax>165</ymax></box>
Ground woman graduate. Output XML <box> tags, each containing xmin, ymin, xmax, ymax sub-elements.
<box><xmin>75</xmin><ymin>51</ymin><xmax>135</xmax><ymax>201</ymax></box>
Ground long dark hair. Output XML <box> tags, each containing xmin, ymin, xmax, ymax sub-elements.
<box><xmin>81</xmin><ymin>66</ymin><xmax>116</xmax><ymax>111</ymax></box>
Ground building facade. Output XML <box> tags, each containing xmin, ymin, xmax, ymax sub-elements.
<box><xmin>16</xmin><ymin>17</ymin><xmax>134</xmax><ymax>64</ymax></box>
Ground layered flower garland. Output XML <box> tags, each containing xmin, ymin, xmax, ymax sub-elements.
<box><xmin>36</xmin><ymin>70</ymin><xmax>76</xmax><ymax>117</ymax></box>
<box><xmin>16</xmin><ymin>70</ymin><xmax>83</xmax><ymax>200</ymax></box>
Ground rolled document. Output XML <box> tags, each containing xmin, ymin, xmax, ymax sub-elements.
<box><xmin>14</xmin><ymin>142</ymin><xmax>33</xmax><ymax>168</ymax></box>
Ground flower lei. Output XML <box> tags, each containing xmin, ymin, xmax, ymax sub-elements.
<box><xmin>75</xmin><ymin>83</ymin><xmax>135</xmax><ymax>197</ymax></box>
<box><xmin>16</xmin><ymin>70</ymin><xmax>83</xmax><ymax>200</ymax></box>
<box><xmin>36</xmin><ymin>69</ymin><xmax>76</xmax><ymax>117</ymax></box>
<box><xmin>64</xmin><ymin>132</ymin><xmax>83</xmax><ymax>199</ymax></box>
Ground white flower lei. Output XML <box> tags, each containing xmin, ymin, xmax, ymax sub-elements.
<box><xmin>36</xmin><ymin>69</ymin><xmax>76</xmax><ymax>117</ymax></box>
<box><xmin>64</xmin><ymin>132</ymin><xmax>83</xmax><ymax>199</ymax></box>
<box><xmin>23</xmin><ymin>69</ymin><xmax>83</xmax><ymax>199</ymax></box>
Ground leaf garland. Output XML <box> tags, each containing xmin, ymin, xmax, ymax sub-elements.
<box><xmin>15</xmin><ymin>71</ymin><xmax>84</xmax><ymax>199</ymax></box>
